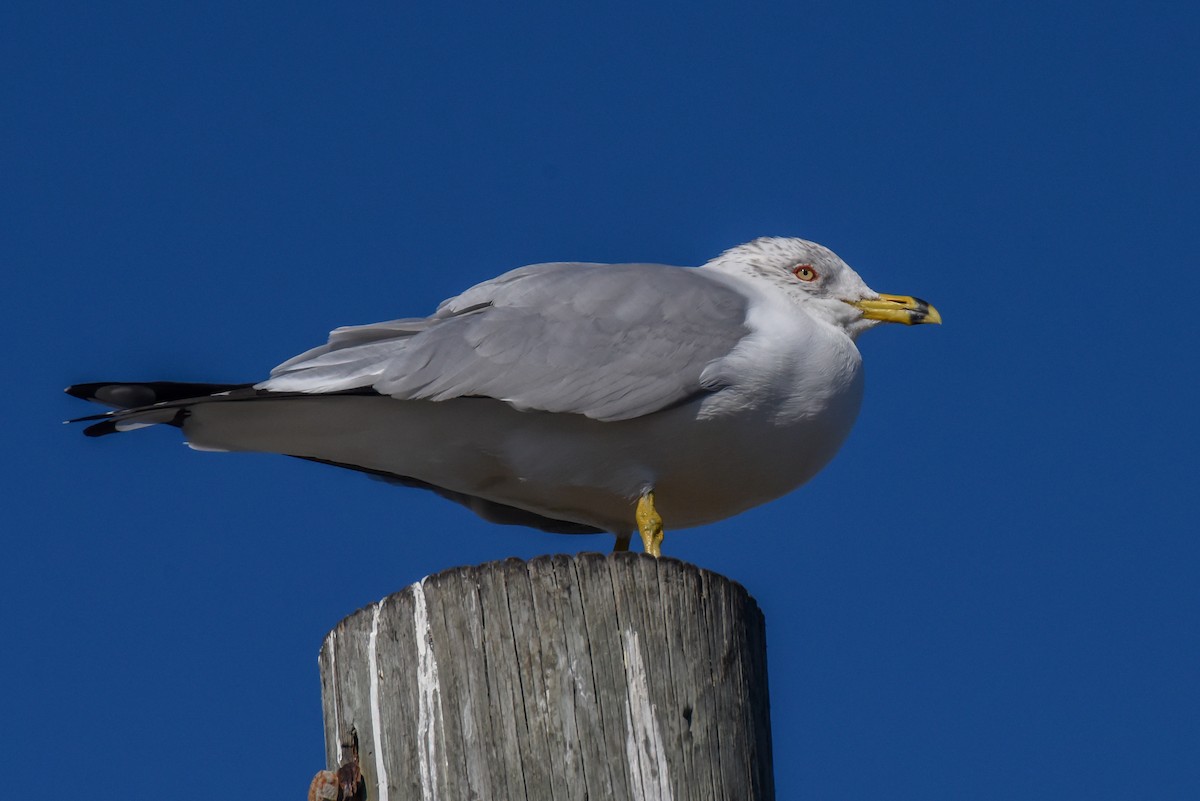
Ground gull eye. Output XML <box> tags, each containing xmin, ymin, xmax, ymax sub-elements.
<box><xmin>792</xmin><ymin>264</ymin><xmax>818</xmax><ymax>282</ymax></box>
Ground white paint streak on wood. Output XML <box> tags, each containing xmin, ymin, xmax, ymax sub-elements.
<box><xmin>413</xmin><ymin>579</ymin><xmax>444</xmax><ymax>801</ymax></box>
<box><xmin>622</xmin><ymin>628</ymin><xmax>674</xmax><ymax>801</ymax></box>
<box><xmin>327</xmin><ymin>629</ymin><xmax>341</xmax><ymax>753</ymax></box>
<box><xmin>369</xmin><ymin>601</ymin><xmax>390</xmax><ymax>801</ymax></box>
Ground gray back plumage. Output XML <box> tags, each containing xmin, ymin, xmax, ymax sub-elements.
<box><xmin>260</xmin><ymin>262</ymin><xmax>751</xmax><ymax>421</ymax></box>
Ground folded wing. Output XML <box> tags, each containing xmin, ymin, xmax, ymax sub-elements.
<box><xmin>259</xmin><ymin>263</ymin><xmax>751</xmax><ymax>421</ymax></box>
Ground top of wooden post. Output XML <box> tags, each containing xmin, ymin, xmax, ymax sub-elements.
<box><xmin>318</xmin><ymin>552</ymin><xmax>774</xmax><ymax>801</ymax></box>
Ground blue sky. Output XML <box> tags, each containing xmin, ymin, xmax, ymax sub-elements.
<box><xmin>5</xmin><ymin>2</ymin><xmax>1198</xmax><ymax>798</ymax></box>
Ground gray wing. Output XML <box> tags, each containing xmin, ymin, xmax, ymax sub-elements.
<box><xmin>258</xmin><ymin>262</ymin><xmax>750</xmax><ymax>421</ymax></box>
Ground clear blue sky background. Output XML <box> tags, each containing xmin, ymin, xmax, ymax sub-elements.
<box><xmin>4</xmin><ymin>2</ymin><xmax>1197</xmax><ymax>799</ymax></box>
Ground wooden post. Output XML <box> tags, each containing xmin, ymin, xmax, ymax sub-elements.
<box><xmin>317</xmin><ymin>552</ymin><xmax>774</xmax><ymax>801</ymax></box>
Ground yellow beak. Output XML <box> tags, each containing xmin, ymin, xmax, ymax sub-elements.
<box><xmin>849</xmin><ymin>293</ymin><xmax>942</xmax><ymax>325</ymax></box>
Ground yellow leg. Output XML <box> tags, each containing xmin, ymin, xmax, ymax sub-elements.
<box><xmin>635</xmin><ymin>491</ymin><xmax>664</xmax><ymax>558</ymax></box>
<box><xmin>613</xmin><ymin>533</ymin><xmax>632</xmax><ymax>552</ymax></box>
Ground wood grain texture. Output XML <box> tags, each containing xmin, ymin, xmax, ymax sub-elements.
<box><xmin>318</xmin><ymin>553</ymin><xmax>774</xmax><ymax>801</ymax></box>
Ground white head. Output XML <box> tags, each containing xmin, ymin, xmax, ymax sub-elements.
<box><xmin>703</xmin><ymin>237</ymin><xmax>940</xmax><ymax>338</ymax></box>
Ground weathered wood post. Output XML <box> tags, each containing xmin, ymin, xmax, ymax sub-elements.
<box><xmin>317</xmin><ymin>552</ymin><xmax>774</xmax><ymax>801</ymax></box>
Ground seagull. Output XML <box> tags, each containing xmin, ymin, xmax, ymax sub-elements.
<box><xmin>67</xmin><ymin>237</ymin><xmax>940</xmax><ymax>556</ymax></box>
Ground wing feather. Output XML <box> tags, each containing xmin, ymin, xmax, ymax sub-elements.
<box><xmin>258</xmin><ymin>262</ymin><xmax>750</xmax><ymax>421</ymax></box>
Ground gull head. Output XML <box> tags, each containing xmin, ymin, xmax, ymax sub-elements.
<box><xmin>704</xmin><ymin>237</ymin><xmax>941</xmax><ymax>338</ymax></box>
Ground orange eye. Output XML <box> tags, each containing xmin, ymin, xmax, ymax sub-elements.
<box><xmin>792</xmin><ymin>264</ymin><xmax>818</xmax><ymax>282</ymax></box>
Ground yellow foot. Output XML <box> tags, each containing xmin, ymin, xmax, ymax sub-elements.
<box><xmin>635</xmin><ymin>491</ymin><xmax>664</xmax><ymax>558</ymax></box>
<box><xmin>613</xmin><ymin>533</ymin><xmax>632</xmax><ymax>552</ymax></box>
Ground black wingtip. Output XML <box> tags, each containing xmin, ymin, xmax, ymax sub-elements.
<box><xmin>62</xmin><ymin>409</ymin><xmax>122</xmax><ymax>437</ymax></box>
<box><xmin>65</xmin><ymin>383</ymin><xmax>102</xmax><ymax>401</ymax></box>
<box><xmin>82</xmin><ymin>420</ymin><xmax>121</xmax><ymax>437</ymax></box>
<box><xmin>64</xmin><ymin>380</ymin><xmax>255</xmax><ymax>409</ymax></box>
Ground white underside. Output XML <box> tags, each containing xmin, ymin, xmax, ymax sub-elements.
<box><xmin>183</xmin><ymin>391</ymin><xmax>853</xmax><ymax>532</ymax></box>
